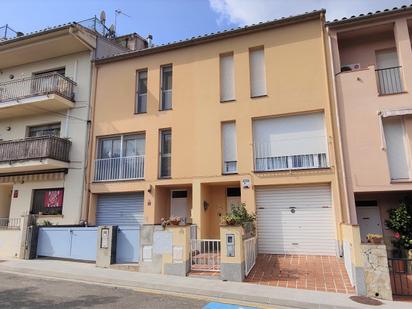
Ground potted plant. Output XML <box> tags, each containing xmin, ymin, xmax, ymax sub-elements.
<box><xmin>367</xmin><ymin>234</ymin><xmax>383</xmax><ymax>244</ymax></box>
<box><xmin>222</xmin><ymin>203</ymin><xmax>256</xmax><ymax>236</ymax></box>
<box><xmin>160</xmin><ymin>217</ymin><xmax>170</xmax><ymax>229</ymax></box>
<box><xmin>386</xmin><ymin>200</ymin><xmax>412</xmax><ymax>258</ymax></box>
<box><xmin>170</xmin><ymin>216</ymin><xmax>181</xmax><ymax>226</ymax></box>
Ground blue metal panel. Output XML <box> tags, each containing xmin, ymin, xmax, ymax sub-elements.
<box><xmin>116</xmin><ymin>226</ymin><xmax>140</xmax><ymax>263</ymax></box>
<box><xmin>69</xmin><ymin>227</ymin><xmax>98</xmax><ymax>261</ymax></box>
<box><xmin>37</xmin><ymin>228</ymin><xmax>71</xmax><ymax>258</ymax></box>
<box><xmin>37</xmin><ymin>227</ymin><xmax>97</xmax><ymax>262</ymax></box>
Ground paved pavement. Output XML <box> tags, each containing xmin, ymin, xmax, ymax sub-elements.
<box><xmin>0</xmin><ymin>258</ymin><xmax>410</xmax><ymax>309</ymax></box>
<box><xmin>0</xmin><ymin>272</ymin><xmax>207</xmax><ymax>309</ymax></box>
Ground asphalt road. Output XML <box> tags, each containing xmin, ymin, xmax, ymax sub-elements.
<box><xmin>0</xmin><ymin>271</ymin><xmax>209</xmax><ymax>309</ymax></box>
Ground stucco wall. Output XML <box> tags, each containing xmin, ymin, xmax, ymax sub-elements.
<box><xmin>89</xmin><ymin>18</ymin><xmax>344</xmax><ymax>239</ymax></box>
<box><xmin>0</xmin><ymin>51</ymin><xmax>92</xmax><ymax>225</ymax></box>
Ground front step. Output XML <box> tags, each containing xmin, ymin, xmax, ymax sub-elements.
<box><xmin>188</xmin><ymin>271</ymin><xmax>221</xmax><ymax>280</ymax></box>
<box><xmin>110</xmin><ymin>263</ymin><xmax>139</xmax><ymax>272</ymax></box>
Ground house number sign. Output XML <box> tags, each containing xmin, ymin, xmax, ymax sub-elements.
<box><xmin>100</xmin><ymin>228</ymin><xmax>109</xmax><ymax>249</ymax></box>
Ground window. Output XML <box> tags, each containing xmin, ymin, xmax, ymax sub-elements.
<box><xmin>32</xmin><ymin>188</ymin><xmax>64</xmax><ymax>215</ymax></box>
<box><xmin>226</xmin><ymin>187</ymin><xmax>240</xmax><ymax>197</ymax></box>
<box><xmin>220</xmin><ymin>53</ymin><xmax>235</xmax><ymax>102</ymax></box>
<box><xmin>253</xmin><ymin>112</ymin><xmax>328</xmax><ymax>171</ymax></box>
<box><xmin>95</xmin><ymin>134</ymin><xmax>145</xmax><ymax>181</ymax></box>
<box><xmin>375</xmin><ymin>49</ymin><xmax>402</xmax><ymax>95</ymax></box>
<box><xmin>249</xmin><ymin>47</ymin><xmax>267</xmax><ymax>97</ymax></box>
<box><xmin>383</xmin><ymin>117</ymin><xmax>410</xmax><ymax>180</ymax></box>
<box><xmin>33</xmin><ymin>67</ymin><xmax>66</xmax><ymax>77</ymax></box>
<box><xmin>28</xmin><ymin>123</ymin><xmax>61</xmax><ymax>137</ymax></box>
<box><xmin>159</xmin><ymin>129</ymin><xmax>172</xmax><ymax>178</ymax></box>
<box><xmin>222</xmin><ymin>121</ymin><xmax>237</xmax><ymax>174</ymax></box>
<box><xmin>160</xmin><ymin>65</ymin><xmax>172</xmax><ymax>110</ymax></box>
<box><xmin>136</xmin><ymin>70</ymin><xmax>148</xmax><ymax>113</ymax></box>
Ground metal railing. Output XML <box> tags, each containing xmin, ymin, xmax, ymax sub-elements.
<box><xmin>376</xmin><ymin>66</ymin><xmax>403</xmax><ymax>95</ymax></box>
<box><xmin>190</xmin><ymin>239</ymin><xmax>221</xmax><ymax>272</ymax></box>
<box><xmin>0</xmin><ymin>136</ymin><xmax>71</xmax><ymax>163</ymax></box>
<box><xmin>0</xmin><ymin>73</ymin><xmax>76</xmax><ymax>104</ymax></box>
<box><xmin>0</xmin><ymin>24</ymin><xmax>18</xmax><ymax>40</ymax></box>
<box><xmin>388</xmin><ymin>258</ymin><xmax>412</xmax><ymax>296</ymax></box>
<box><xmin>223</xmin><ymin>161</ymin><xmax>237</xmax><ymax>174</ymax></box>
<box><xmin>0</xmin><ymin>217</ymin><xmax>21</xmax><ymax>230</ymax></box>
<box><xmin>254</xmin><ymin>147</ymin><xmax>328</xmax><ymax>172</ymax></box>
<box><xmin>244</xmin><ymin>237</ymin><xmax>257</xmax><ymax>276</ymax></box>
<box><xmin>94</xmin><ymin>155</ymin><xmax>145</xmax><ymax>181</ymax></box>
<box><xmin>77</xmin><ymin>16</ymin><xmax>113</xmax><ymax>38</ymax></box>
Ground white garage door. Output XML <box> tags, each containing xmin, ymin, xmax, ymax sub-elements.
<box><xmin>96</xmin><ymin>192</ymin><xmax>144</xmax><ymax>226</ymax></box>
<box><xmin>256</xmin><ymin>185</ymin><xmax>336</xmax><ymax>256</ymax></box>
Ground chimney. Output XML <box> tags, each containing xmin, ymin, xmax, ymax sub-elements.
<box><xmin>146</xmin><ymin>34</ymin><xmax>153</xmax><ymax>48</ymax></box>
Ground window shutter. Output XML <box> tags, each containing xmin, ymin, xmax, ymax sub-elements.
<box><xmin>250</xmin><ymin>48</ymin><xmax>267</xmax><ymax>97</ymax></box>
<box><xmin>220</xmin><ymin>54</ymin><xmax>235</xmax><ymax>101</ymax></box>
<box><xmin>222</xmin><ymin>122</ymin><xmax>237</xmax><ymax>162</ymax></box>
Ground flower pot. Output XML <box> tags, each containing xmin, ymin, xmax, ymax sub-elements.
<box><xmin>171</xmin><ymin>221</ymin><xmax>180</xmax><ymax>226</ymax></box>
<box><xmin>371</xmin><ymin>237</ymin><xmax>383</xmax><ymax>244</ymax></box>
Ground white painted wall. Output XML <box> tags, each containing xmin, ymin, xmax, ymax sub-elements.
<box><xmin>0</xmin><ymin>51</ymin><xmax>92</xmax><ymax>225</ymax></box>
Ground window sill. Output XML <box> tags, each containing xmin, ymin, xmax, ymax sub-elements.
<box><xmin>222</xmin><ymin>172</ymin><xmax>238</xmax><ymax>176</ymax></box>
<box><xmin>159</xmin><ymin>176</ymin><xmax>172</xmax><ymax>180</ymax></box>
<box><xmin>159</xmin><ymin>108</ymin><xmax>173</xmax><ymax>112</ymax></box>
<box><xmin>34</xmin><ymin>214</ymin><xmax>64</xmax><ymax>218</ymax></box>
<box><xmin>253</xmin><ymin>166</ymin><xmax>331</xmax><ymax>173</ymax></box>
<box><xmin>390</xmin><ymin>179</ymin><xmax>412</xmax><ymax>184</ymax></box>
<box><xmin>220</xmin><ymin>99</ymin><xmax>236</xmax><ymax>103</ymax></box>
<box><xmin>251</xmin><ymin>94</ymin><xmax>268</xmax><ymax>99</ymax></box>
<box><xmin>378</xmin><ymin>91</ymin><xmax>408</xmax><ymax>97</ymax></box>
<box><xmin>134</xmin><ymin>112</ymin><xmax>147</xmax><ymax>115</ymax></box>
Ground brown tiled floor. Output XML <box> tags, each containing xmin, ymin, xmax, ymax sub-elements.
<box><xmin>245</xmin><ymin>254</ymin><xmax>356</xmax><ymax>294</ymax></box>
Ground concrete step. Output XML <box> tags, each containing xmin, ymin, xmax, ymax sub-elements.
<box><xmin>188</xmin><ymin>271</ymin><xmax>221</xmax><ymax>280</ymax></box>
<box><xmin>110</xmin><ymin>263</ymin><xmax>139</xmax><ymax>272</ymax></box>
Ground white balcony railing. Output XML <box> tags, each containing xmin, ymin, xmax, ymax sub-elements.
<box><xmin>254</xmin><ymin>143</ymin><xmax>328</xmax><ymax>171</ymax></box>
<box><xmin>0</xmin><ymin>217</ymin><xmax>21</xmax><ymax>230</ymax></box>
<box><xmin>94</xmin><ymin>155</ymin><xmax>144</xmax><ymax>181</ymax></box>
<box><xmin>223</xmin><ymin>160</ymin><xmax>237</xmax><ymax>174</ymax></box>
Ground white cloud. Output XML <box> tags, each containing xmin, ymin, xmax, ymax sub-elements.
<box><xmin>209</xmin><ymin>0</ymin><xmax>411</xmax><ymax>26</ymax></box>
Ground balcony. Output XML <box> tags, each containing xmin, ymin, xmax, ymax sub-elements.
<box><xmin>223</xmin><ymin>161</ymin><xmax>237</xmax><ymax>174</ymax></box>
<box><xmin>94</xmin><ymin>156</ymin><xmax>145</xmax><ymax>182</ymax></box>
<box><xmin>253</xmin><ymin>142</ymin><xmax>328</xmax><ymax>172</ymax></box>
<box><xmin>376</xmin><ymin>66</ymin><xmax>404</xmax><ymax>95</ymax></box>
<box><xmin>0</xmin><ymin>136</ymin><xmax>71</xmax><ymax>173</ymax></box>
<box><xmin>0</xmin><ymin>73</ymin><xmax>76</xmax><ymax>119</ymax></box>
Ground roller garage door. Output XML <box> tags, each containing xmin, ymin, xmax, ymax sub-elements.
<box><xmin>96</xmin><ymin>192</ymin><xmax>144</xmax><ymax>263</ymax></box>
<box><xmin>256</xmin><ymin>185</ymin><xmax>336</xmax><ymax>256</ymax></box>
<box><xmin>96</xmin><ymin>192</ymin><xmax>144</xmax><ymax>226</ymax></box>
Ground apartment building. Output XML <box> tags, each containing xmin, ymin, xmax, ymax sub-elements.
<box><xmin>0</xmin><ymin>19</ymin><xmax>145</xmax><ymax>257</ymax></box>
<box><xmin>328</xmin><ymin>6</ymin><xmax>412</xmax><ymax>250</ymax></box>
<box><xmin>87</xmin><ymin>10</ymin><xmax>348</xmax><ymax>264</ymax></box>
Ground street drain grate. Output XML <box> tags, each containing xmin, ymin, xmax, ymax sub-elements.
<box><xmin>349</xmin><ymin>296</ymin><xmax>383</xmax><ymax>306</ymax></box>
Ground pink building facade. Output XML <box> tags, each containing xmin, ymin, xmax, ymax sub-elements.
<box><xmin>328</xmin><ymin>7</ymin><xmax>412</xmax><ymax>255</ymax></box>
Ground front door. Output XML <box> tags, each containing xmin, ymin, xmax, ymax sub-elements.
<box><xmin>226</xmin><ymin>187</ymin><xmax>241</xmax><ymax>213</ymax></box>
<box><xmin>356</xmin><ymin>206</ymin><xmax>383</xmax><ymax>243</ymax></box>
<box><xmin>171</xmin><ymin>190</ymin><xmax>188</xmax><ymax>224</ymax></box>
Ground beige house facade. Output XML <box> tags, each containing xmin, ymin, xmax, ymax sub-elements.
<box><xmin>0</xmin><ymin>20</ymin><xmax>141</xmax><ymax>257</ymax></box>
<box><xmin>88</xmin><ymin>10</ymin><xmax>349</xmax><ymax>258</ymax></box>
<box><xmin>328</xmin><ymin>7</ymin><xmax>412</xmax><ymax>252</ymax></box>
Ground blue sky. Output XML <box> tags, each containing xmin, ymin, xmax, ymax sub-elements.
<box><xmin>1</xmin><ymin>0</ymin><xmax>411</xmax><ymax>44</ymax></box>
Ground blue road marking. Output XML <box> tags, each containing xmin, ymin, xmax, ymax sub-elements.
<box><xmin>202</xmin><ymin>302</ymin><xmax>259</xmax><ymax>309</ymax></box>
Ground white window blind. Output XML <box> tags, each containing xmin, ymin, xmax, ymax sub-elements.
<box><xmin>253</xmin><ymin>113</ymin><xmax>326</xmax><ymax>157</ymax></box>
<box><xmin>250</xmin><ymin>48</ymin><xmax>267</xmax><ymax>97</ymax></box>
<box><xmin>222</xmin><ymin>122</ymin><xmax>237</xmax><ymax>162</ymax></box>
<box><xmin>383</xmin><ymin>117</ymin><xmax>410</xmax><ymax>180</ymax></box>
<box><xmin>220</xmin><ymin>53</ymin><xmax>235</xmax><ymax>101</ymax></box>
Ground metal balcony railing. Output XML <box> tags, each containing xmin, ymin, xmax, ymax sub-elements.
<box><xmin>253</xmin><ymin>142</ymin><xmax>328</xmax><ymax>172</ymax></box>
<box><xmin>0</xmin><ymin>217</ymin><xmax>21</xmax><ymax>230</ymax></box>
<box><xmin>376</xmin><ymin>66</ymin><xmax>403</xmax><ymax>95</ymax></box>
<box><xmin>0</xmin><ymin>73</ymin><xmax>76</xmax><ymax>104</ymax></box>
<box><xmin>223</xmin><ymin>161</ymin><xmax>237</xmax><ymax>174</ymax></box>
<box><xmin>0</xmin><ymin>136</ymin><xmax>71</xmax><ymax>163</ymax></box>
<box><xmin>94</xmin><ymin>155</ymin><xmax>145</xmax><ymax>181</ymax></box>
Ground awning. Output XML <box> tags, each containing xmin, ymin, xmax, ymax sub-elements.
<box><xmin>0</xmin><ymin>171</ymin><xmax>65</xmax><ymax>184</ymax></box>
<box><xmin>380</xmin><ymin>109</ymin><xmax>412</xmax><ymax>118</ymax></box>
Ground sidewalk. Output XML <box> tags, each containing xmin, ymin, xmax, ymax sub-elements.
<box><xmin>0</xmin><ymin>258</ymin><xmax>409</xmax><ymax>309</ymax></box>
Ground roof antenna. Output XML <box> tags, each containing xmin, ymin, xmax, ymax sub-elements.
<box><xmin>114</xmin><ymin>9</ymin><xmax>131</xmax><ymax>34</ymax></box>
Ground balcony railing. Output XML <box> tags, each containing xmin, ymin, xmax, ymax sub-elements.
<box><xmin>254</xmin><ymin>143</ymin><xmax>328</xmax><ymax>172</ymax></box>
<box><xmin>376</xmin><ymin>66</ymin><xmax>403</xmax><ymax>95</ymax></box>
<box><xmin>0</xmin><ymin>217</ymin><xmax>21</xmax><ymax>230</ymax></box>
<box><xmin>0</xmin><ymin>136</ymin><xmax>71</xmax><ymax>163</ymax></box>
<box><xmin>0</xmin><ymin>73</ymin><xmax>76</xmax><ymax>104</ymax></box>
<box><xmin>94</xmin><ymin>155</ymin><xmax>145</xmax><ymax>181</ymax></box>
